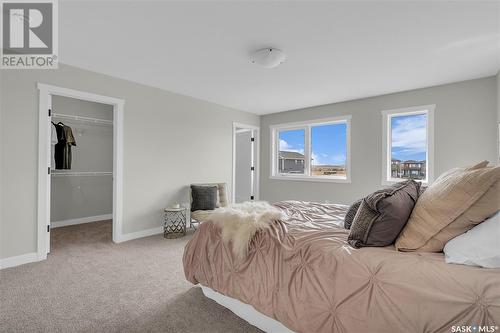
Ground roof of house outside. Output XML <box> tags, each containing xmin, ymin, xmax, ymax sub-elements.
<box><xmin>279</xmin><ymin>151</ymin><xmax>305</xmax><ymax>159</ymax></box>
<box><xmin>392</xmin><ymin>159</ymin><xmax>426</xmax><ymax>164</ymax></box>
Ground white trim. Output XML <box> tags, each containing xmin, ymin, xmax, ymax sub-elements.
<box><xmin>0</xmin><ymin>252</ymin><xmax>39</xmax><ymax>270</ymax></box>
<box><xmin>115</xmin><ymin>226</ymin><xmax>163</xmax><ymax>243</ymax></box>
<box><xmin>37</xmin><ymin>83</ymin><xmax>124</xmax><ymax>106</ymax></box>
<box><xmin>381</xmin><ymin>104</ymin><xmax>435</xmax><ymax>186</ymax></box>
<box><xmin>51</xmin><ymin>214</ymin><xmax>113</xmax><ymax>228</ymax></box>
<box><xmin>269</xmin><ymin>115</ymin><xmax>352</xmax><ymax>130</ymax></box>
<box><xmin>0</xmin><ymin>225</ymin><xmax>159</xmax><ymax>269</ymax></box>
<box><xmin>200</xmin><ymin>285</ymin><xmax>296</xmax><ymax>333</ymax></box>
<box><xmin>232</xmin><ymin>122</ymin><xmax>260</xmax><ymax>203</ymax></box>
<box><xmin>269</xmin><ymin>175</ymin><xmax>350</xmax><ymax>183</ymax></box>
<box><xmin>269</xmin><ymin>115</ymin><xmax>351</xmax><ymax>183</ymax></box>
<box><xmin>37</xmin><ymin>83</ymin><xmax>125</xmax><ymax>260</ymax></box>
<box><xmin>37</xmin><ymin>85</ymin><xmax>50</xmax><ymax>259</ymax></box>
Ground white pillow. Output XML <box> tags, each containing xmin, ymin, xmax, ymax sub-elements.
<box><xmin>443</xmin><ymin>211</ymin><xmax>500</xmax><ymax>268</ymax></box>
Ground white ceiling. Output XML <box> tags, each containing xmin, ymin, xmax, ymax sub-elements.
<box><xmin>60</xmin><ymin>1</ymin><xmax>500</xmax><ymax>114</ymax></box>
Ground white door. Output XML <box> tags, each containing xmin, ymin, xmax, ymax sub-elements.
<box><xmin>46</xmin><ymin>94</ymin><xmax>52</xmax><ymax>253</ymax></box>
<box><xmin>234</xmin><ymin>129</ymin><xmax>255</xmax><ymax>203</ymax></box>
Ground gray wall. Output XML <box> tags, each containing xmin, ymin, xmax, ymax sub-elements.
<box><xmin>260</xmin><ymin>77</ymin><xmax>498</xmax><ymax>205</ymax></box>
<box><xmin>0</xmin><ymin>64</ymin><xmax>259</xmax><ymax>259</ymax></box>
<box><xmin>497</xmin><ymin>71</ymin><xmax>500</xmax><ymax>162</ymax></box>
<box><xmin>50</xmin><ymin>96</ymin><xmax>113</xmax><ymax>222</ymax></box>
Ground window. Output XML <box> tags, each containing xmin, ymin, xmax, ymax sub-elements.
<box><xmin>271</xmin><ymin>116</ymin><xmax>351</xmax><ymax>182</ymax></box>
<box><xmin>278</xmin><ymin>128</ymin><xmax>305</xmax><ymax>174</ymax></box>
<box><xmin>382</xmin><ymin>105</ymin><xmax>435</xmax><ymax>184</ymax></box>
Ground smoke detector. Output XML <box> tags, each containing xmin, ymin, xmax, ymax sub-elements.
<box><xmin>250</xmin><ymin>48</ymin><xmax>286</xmax><ymax>68</ymax></box>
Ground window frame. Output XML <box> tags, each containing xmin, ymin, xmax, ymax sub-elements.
<box><xmin>381</xmin><ymin>105</ymin><xmax>435</xmax><ymax>186</ymax></box>
<box><xmin>270</xmin><ymin>115</ymin><xmax>351</xmax><ymax>183</ymax></box>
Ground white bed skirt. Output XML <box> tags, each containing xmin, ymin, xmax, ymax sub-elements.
<box><xmin>199</xmin><ymin>284</ymin><xmax>296</xmax><ymax>333</ymax></box>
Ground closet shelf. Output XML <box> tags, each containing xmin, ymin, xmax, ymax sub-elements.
<box><xmin>51</xmin><ymin>113</ymin><xmax>113</xmax><ymax>126</ymax></box>
<box><xmin>51</xmin><ymin>171</ymin><xmax>113</xmax><ymax>177</ymax></box>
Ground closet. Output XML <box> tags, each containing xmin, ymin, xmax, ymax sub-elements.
<box><xmin>49</xmin><ymin>95</ymin><xmax>114</xmax><ymax>252</ymax></box>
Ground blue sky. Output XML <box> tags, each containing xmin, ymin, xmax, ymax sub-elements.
<box><xmin>279</xmin><ymin>129</ymin><xmax>305</xmax><ymax>153</ymax></box>
<box><xmin>391</xmin><ymin>113</ymin><xmax>427</xmax><ymax>161</ymax></box>
<box><xmin>279</xmin><ymin>123</ymin><xmax>347</xmax><ymax>166</ymax></box>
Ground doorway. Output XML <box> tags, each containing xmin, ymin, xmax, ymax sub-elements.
<box><xmin>232</xmin><ymin>123</ymin><xmax>259</xmax><ymax>203</ymax></box>
<box><xmin>37</xmin><ymin>84</ymin><xmax>124</xmax><ymax>260</ymax></box>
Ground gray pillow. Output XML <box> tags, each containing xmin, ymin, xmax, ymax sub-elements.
<box><xmin>191</xmin><ymin>185</ymin><xmax>218</xmax><ymax>212</ymax></box>
<box><xmin>348</xmin><ymin>180</ymin><xmax>421</xmax><ymax>248</ymax></box>
<box><xmin>344</xmin><ymin>199</ymin><xmax>362</xmax><ymax>229</ymax></box>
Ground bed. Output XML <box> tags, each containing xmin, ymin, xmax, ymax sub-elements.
<box><xmin>183</xmin><ymin>201</ymin><xmax>500</xmax><ymax>333</ymax></box>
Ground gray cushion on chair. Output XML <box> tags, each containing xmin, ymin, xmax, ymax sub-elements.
<box><xmin>190</xmin><ymin>185</ymin><xmax>218</xmax><ymax>212</ymax></box>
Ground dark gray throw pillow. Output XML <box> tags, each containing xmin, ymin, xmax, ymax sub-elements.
<box><xmin>344</xmin><ymin>199</ymin><xmax>362</xmax><ymax>229</ymax></box>
<box><xmin>348</xmin><ymin>180</ymin><xmax>421</xmax><ymax>248</ymax></box>
<box><xmin>191</xmin><ymin>185</ymin><xmax>218</xmax><ymax>212</ymax></box>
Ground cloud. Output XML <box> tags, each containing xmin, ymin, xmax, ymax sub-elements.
<box><xmin>330</xmin><ymin>154</ymin><xmax>346</xmax><ymax>164</ymax></box>
<box><xmin>279</xmin><ymin>139</ymin><xmax>291</xmax><ymax>150</ymax></box>
<box><xmin>391</xmin><ymin>115</ymin><xmax>427</xmax><ymax>155</ymax></box>
<box><xmin>311</xmin><ymin>152</ymin><xmax>345</xmax><ymax>166</ymax></box>
<box><xmin>281</xmin><ymin>139</ymin><xmax>346</xmax><ymax>166</ymax></box>
<box><xmin>279</xmin><ymin>139</ymin><xmax>304</xmax><ymax>154</ymax></box>
<box><xmin>311</xmin><ymin>152</ymin><xmax>321</xmax><ymax>165</ymax></box>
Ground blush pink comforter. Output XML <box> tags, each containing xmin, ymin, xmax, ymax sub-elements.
<box><xmin>183</xmin><ymin>201</ymin><xmax>500</xmax><ymax>333</ymax></box>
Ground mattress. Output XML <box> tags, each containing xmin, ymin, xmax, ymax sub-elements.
<box><xmin>183</xmin><ymin>201</ymin><xmax>500</xmax><ymax>333</ymax></box>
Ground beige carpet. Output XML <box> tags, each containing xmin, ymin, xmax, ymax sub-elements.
<box><xmin>0</xmin><ymin>221</ymin><xmax>263</xmax><ymax>333</ymax></box>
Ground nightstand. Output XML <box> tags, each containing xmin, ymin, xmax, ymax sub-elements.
<box><xmin>163</xmin><ymin>207</ymin><xmax>187</xmax><ymax>238</ymax></box>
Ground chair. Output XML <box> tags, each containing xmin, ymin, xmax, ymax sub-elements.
<box><xmin>189</xmin><ymin>183</ymin><xmax>229</xmax><ymax>229</ymax></box>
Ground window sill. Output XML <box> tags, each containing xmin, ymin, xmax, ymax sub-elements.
<box><xmin>381</xmin><ymin>178</ymin><xmax>428</xmax><ymax>186</ymax></box>
<box><xmin>270</xmin><ymin>175</ymin><xmax>351</xmax><ymax>183</ymax></box>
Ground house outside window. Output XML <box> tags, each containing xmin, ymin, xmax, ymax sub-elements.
<box><xmin>382</xmin><ymin>105</ymin><xmax>435</xmax><ymax>185</ymax></box>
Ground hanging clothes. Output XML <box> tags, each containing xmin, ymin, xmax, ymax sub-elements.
<box><xmin>53</xmin><ymin>122</ymin><xmax>77</xmax><ymax>169</ymax></box>
<box><xmin>54</xmin><ymin>122</ymin><xmax>66</xmax><ymax>169</ymax></box>
<box><xmin>51</xmin><ymin>123</ymin><xmax>58</xmax><ymax>146</ymax></box>
<box><xmin>63</xmin><ymin>125</ymin><xmax>77</xmax><ymax>169</ymax></box>
<box><xmin>51</xmin><ymin>123</ymin><xmax>59</xmax><ymax>168</ymax></box>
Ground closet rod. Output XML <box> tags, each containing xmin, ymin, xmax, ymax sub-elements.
<box><xmin>51</xmin><ymin>171</ymin><xmax>113</xmax><ymax>177</ymax></box>
<box><xmin>51</xmin><ymin>113</ymin><xmax>113</xmax><ymax>125</ymax></box>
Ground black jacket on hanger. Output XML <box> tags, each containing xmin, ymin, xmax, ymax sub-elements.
<box><xmin>53</xmin><ymin>122</ymin><xmax>66</xmax><ymax>170</ymax></box>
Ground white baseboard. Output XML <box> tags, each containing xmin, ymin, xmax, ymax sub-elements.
<box><xmin>51</xmin><ymin>214</ymin><xmax>113</xmax><ymax>228</ymax></box>
<box><xmin>2</xmin><ymin>225</ymin><xmax>162</xmax><ymax>269</ymax></box>
<box><xmin>0</xmin><ymin>252</ymin><xmax>39</xmax><ymax>270</ymax></box>
<box><xmin>115</xmin><ymin>226</ymin><xmax>163</xmax><ymax>243</ymax></box>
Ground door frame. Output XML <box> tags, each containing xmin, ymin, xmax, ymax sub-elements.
<box><xmin>232</xmin><ymin>122</ymin><xmax>260</xmax><ymax>203</ymax></box>
<box><xmin>37</xmin><ymin>83</ymin><xmax>125</xmax><ymax>260</ymax></box>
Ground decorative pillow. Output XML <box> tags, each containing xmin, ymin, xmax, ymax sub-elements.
<box><xmin>344</xmin><ymin>199</ymin><xmax>362</xmax><ymax>229</ymax></box>
<box><xmin>444</xmin><ymin>211</ymin><xmax>500</xmax><ymax>268</ymax></box>
<box><xmin>395</xmin><ymin>162</ymin><xmax>500</xmax><ymax>252</ymax></box>
<box><xmin>348</xmin><ymin>180</ymin><xmax>420</xmax><ymax>248</ymax></box>
<box><xmin>190</xmin><ymin>185</ymin><xmax>218</xmax><ymax>211</ymax></box>
<box><xmin>418</xmin><ymin>181</ymin><xmax>500</xmax><ymax>252</ymax></box>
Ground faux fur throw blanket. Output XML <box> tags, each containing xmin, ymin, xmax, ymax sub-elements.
<box><xmin>207</xmin><ymin>201</ymin><xmax>284</xmax><ymax>259</ymax></box>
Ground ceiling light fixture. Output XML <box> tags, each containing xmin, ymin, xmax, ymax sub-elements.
<box><xmin>250</xmin><ymin>48</ymin><xmax>286</xmax><ymax>68</ymax></box>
